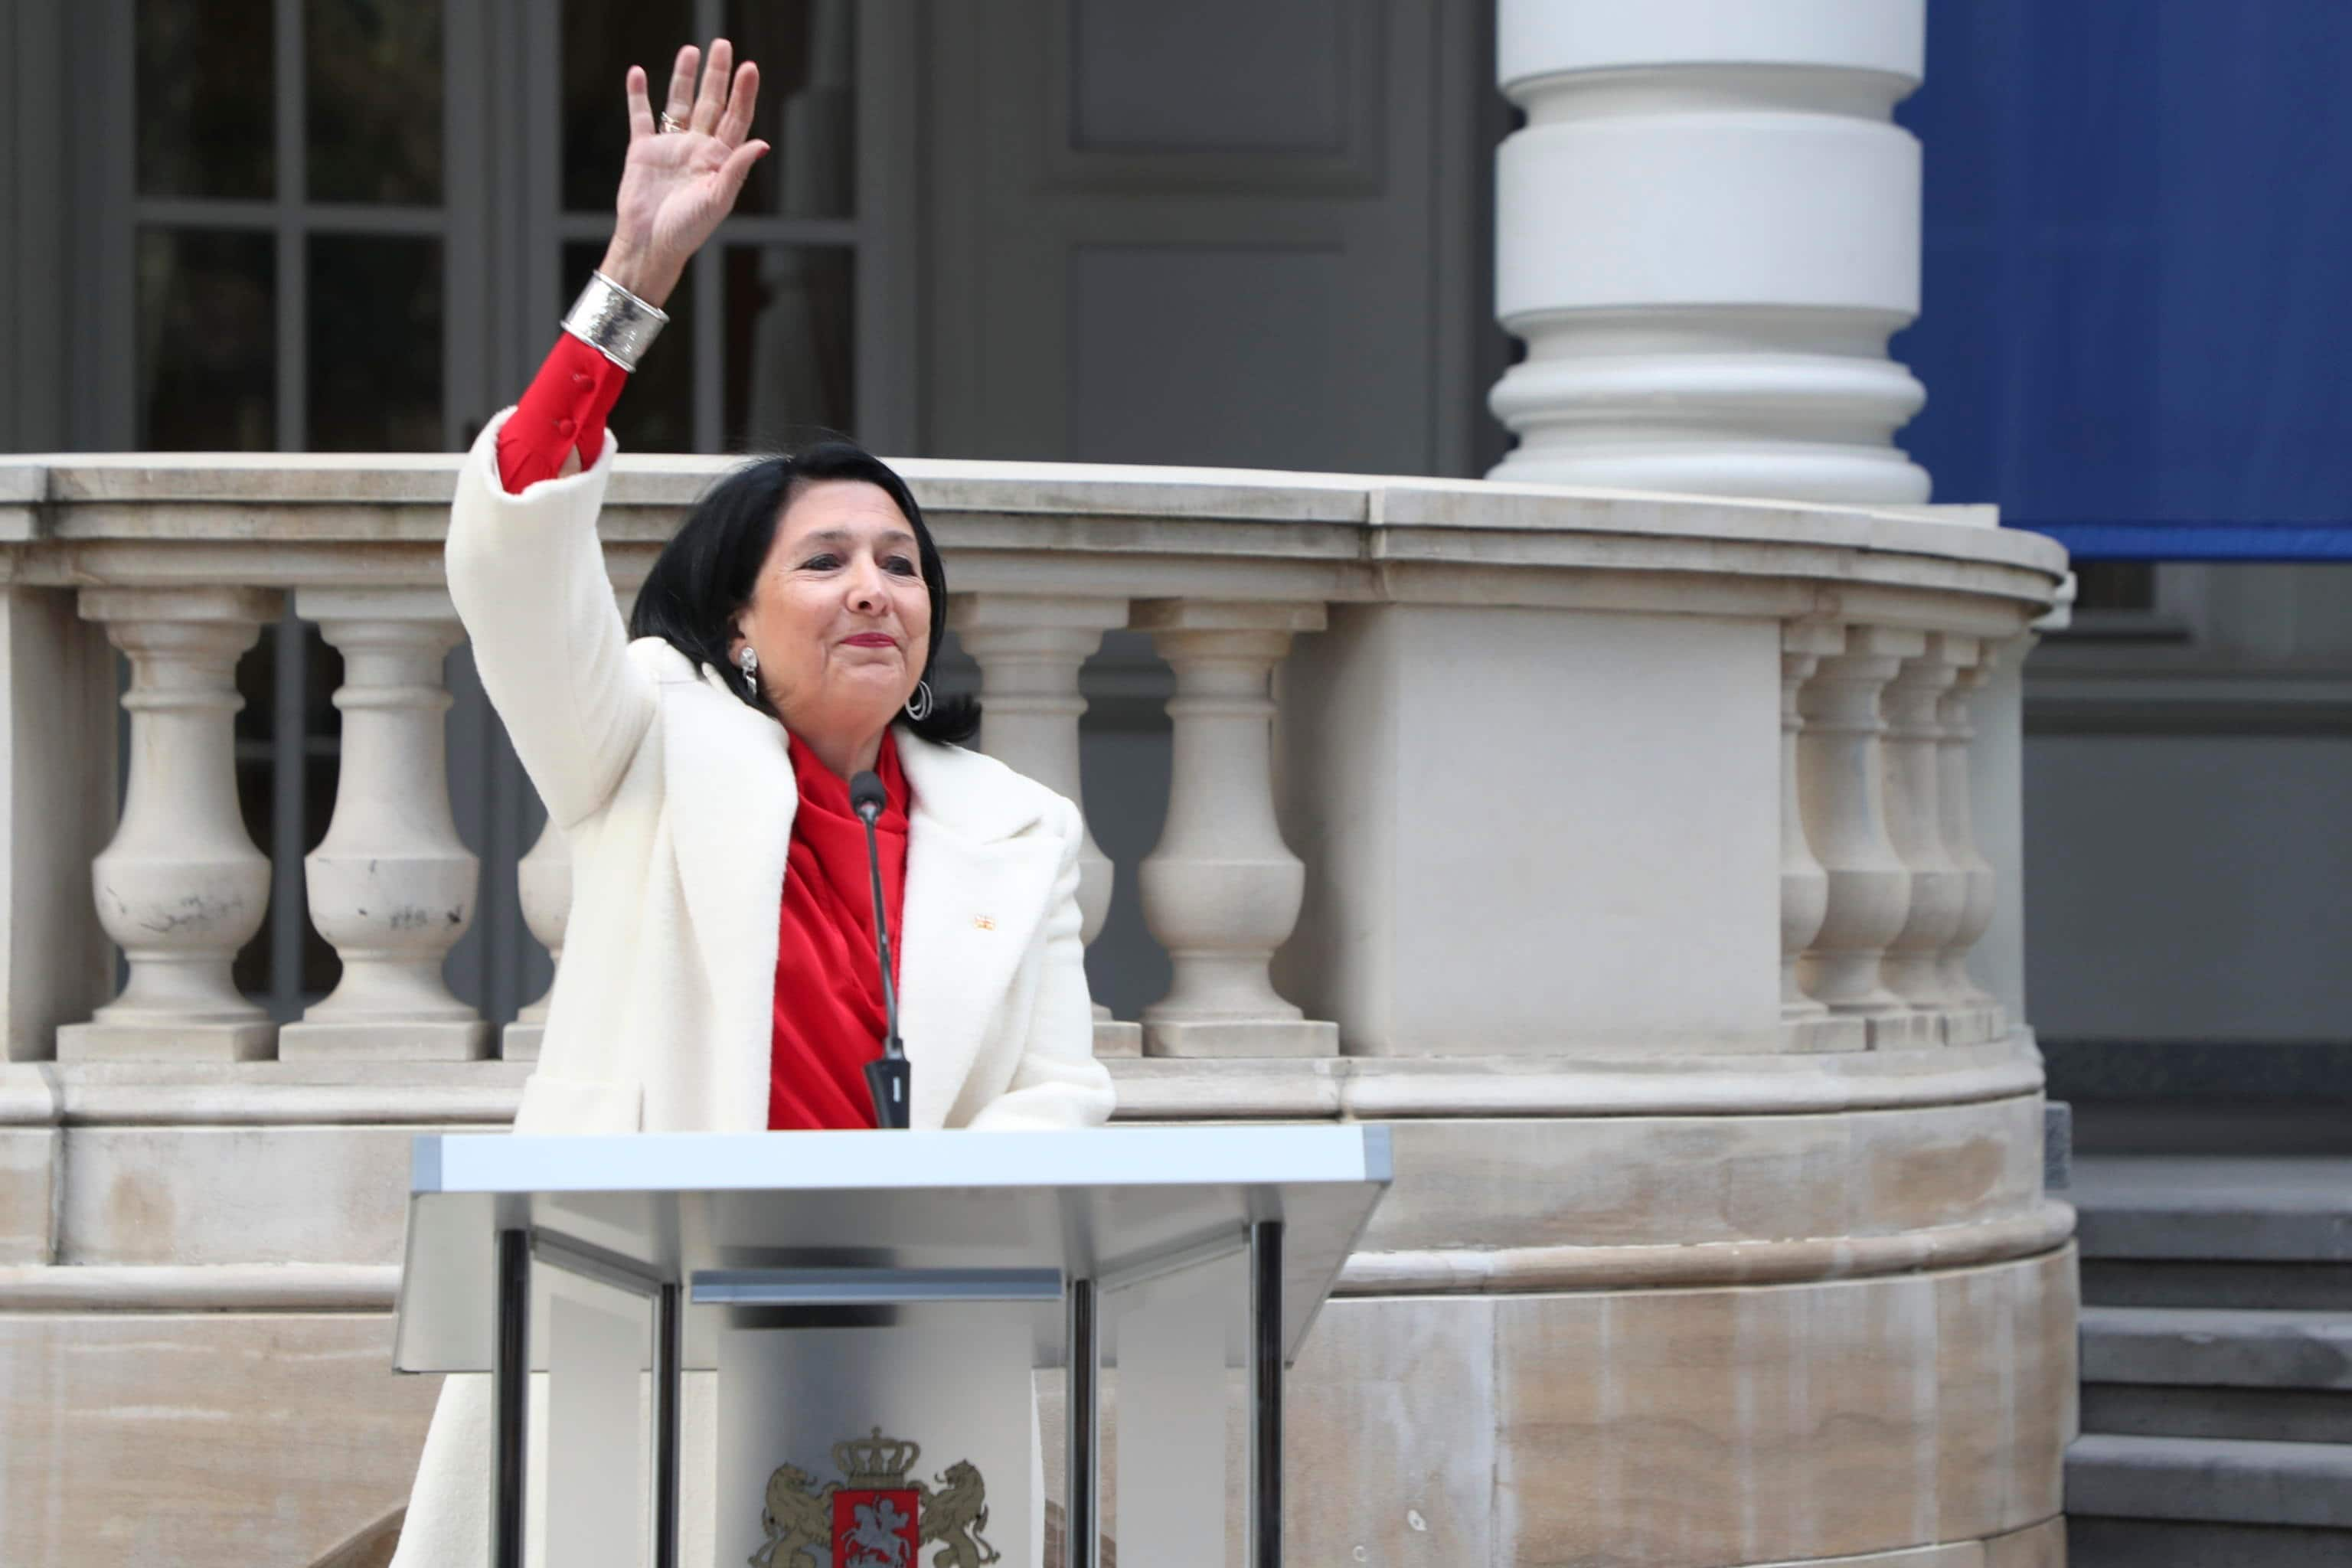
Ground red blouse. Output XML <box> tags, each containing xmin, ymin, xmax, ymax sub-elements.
<box><xmin>770</xmin><ymin>729</ymin><xmax>910</xmax><ymax>1131</ymax></box>
<box><xmin>498</xmin><ymin>333</ymin><xmax>910</xmax><ymax>1132</ymax></box>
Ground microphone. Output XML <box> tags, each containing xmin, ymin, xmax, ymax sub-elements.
<box><xmin>850</xmin><ymin>769</ymin><xmax>910</xmax><ymax>1130</ymax></box>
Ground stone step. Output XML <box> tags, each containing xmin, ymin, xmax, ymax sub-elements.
<box><xmin>2065</xmin><ymin>1432</ymin><xmax>2352</xmax><ymax>1530</ymax></box>
<box><xmin>2081</xmin><ymin>1258</ymin><xmax>2352</xmax><ymax>1310</ymax></box>
<box><xmin>2080</xmin><ymin>1306</ymin><xmax>2352</xmax><ymax>1390</ymax></box>
<box><xmin>2081</xmin><ymin>1384</ymin><xmax>2352</xmax><ymax>1444</ymax></box>
<box><xmin>2070</xmin><ymin>1156</ymin><xmax>2352</xmax><ymax>1262</ymax></box>
<box><xmin>2069</xmin><ymin>1516</ymin><xmax>2352</xmax><ymax>1568</ymax></box>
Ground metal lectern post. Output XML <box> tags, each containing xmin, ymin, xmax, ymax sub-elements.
<box><xmin>492</xmin><ymin>1228</ymin><xmax>531</xmax><ymax>1568</ymax></box>
<box><xmin>1248</xmin><ymin>1219</ymin><xmax>1284</xmax><ymax>1568</ymax></box>
<box><xmin>654</xmin><ymin>1280</ymin><xmax>684</xmax><ymax>1568</ymax></box>
<box><xmin>1065</xmin><ymin>1276</ymin><xmax>1099</xmax><ymax>1568</ymax></box>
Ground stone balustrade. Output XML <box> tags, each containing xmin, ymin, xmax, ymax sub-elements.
<box><xmin>0</xmin><ymin>452</ymin><xmax>2074</xmax><ymax>1568</ymax></box>
<box><xmin>0</xmin><ymin>456</ymin><xmax>2061</xmax><ymax>1070</ymax></box>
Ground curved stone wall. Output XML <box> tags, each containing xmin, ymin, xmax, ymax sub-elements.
<box><xmin>0</xmin><ymin>452</ymin><xmax>2069</xmax><ymax>1566</ymax></box>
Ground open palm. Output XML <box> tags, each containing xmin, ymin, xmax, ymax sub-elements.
<box><xmin>603</xmin><ymin>40</ymin><xmax>769</xmax><ymax>306</ymax></box>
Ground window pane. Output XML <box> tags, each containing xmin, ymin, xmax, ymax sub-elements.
<box><xmin>724</xmin><ymin>245</ymin><xmax>854</xmax><ymax>449</ymax></box>
<box><xmin>560</xmin><ymin>0</ymin><xmax>693</xmax><ymax>213</ymax></box>
<box><xmin>309</xmin><ymin>234</ymin><xmax>443</xmax><ymax>450</ymax></box>
<box><xmin>137</xmin><ymin>0</ymin><xmax>275</xmax><ymax>199</ymax></box>
<box><xmin>724</xmin><ymin>0</ymin><xmax>856</xmax><ymax>219</ymax></box>
<box><xmin>566</xmin><ymin>243</ymin><xmax>695</xmax><ymax>451</ymax></box>
<box><xmin>308</xmin><ymin>0</ymin><xmax>445</xmax><ymax>204</ymax></box>
<box><xmin>136</xmin><ymin>229</ymin><xmax>276</xmax><ymax>449</ymax></box>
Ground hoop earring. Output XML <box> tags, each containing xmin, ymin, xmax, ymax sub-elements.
<box><xmin>736</xmin><ymin>646</ymin><xmax>759</xmax><ymax>700</ymax></box>
<box><xmin>904</xmin><ymin>680</ymin><xmax>935</xmax><ymax>723</ymax></box>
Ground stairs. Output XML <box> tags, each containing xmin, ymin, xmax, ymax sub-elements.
<box><xmin>2066</xmin><ymin>1156</ymin><xmax>2352</xmax><ymax>1567</ymax></box>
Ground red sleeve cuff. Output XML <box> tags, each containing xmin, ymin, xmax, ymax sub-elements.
<box><xmin>495</xmin><ymin>332</ymin><xmax>631</xmax><ymax>492</ymax></box>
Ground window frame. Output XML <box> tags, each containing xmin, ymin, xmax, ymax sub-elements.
<box><xmin>87</xmin><ymin>0</ymin><xmax>918</xmax><ymax>1021</ymax></box>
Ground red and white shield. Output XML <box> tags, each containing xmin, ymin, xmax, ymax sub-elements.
<box><xmin>832</xmin><ymin>1487</ymin><xmax>920</xmax><ymax>1568</ymax></box>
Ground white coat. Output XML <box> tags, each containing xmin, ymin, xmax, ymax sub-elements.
<box><xmin>389</xmin><ymin>413</ymin><xmax>1115</xmax><ymax>1566</ymax></box>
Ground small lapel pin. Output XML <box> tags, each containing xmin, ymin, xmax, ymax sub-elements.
<box><xmin>972</xmin><ymin>914</ymin><xmax>996</xmax><ymax>931</ymax></box>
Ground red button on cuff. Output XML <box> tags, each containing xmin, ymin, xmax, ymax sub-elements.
<box><xmin>556</xmin><ymin>416</ymin><xmax>577</xmax><ymax>438</ymax></box>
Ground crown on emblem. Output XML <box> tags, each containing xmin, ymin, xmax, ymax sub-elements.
<box><xmin>833</xmin><ymin>1427</ymin><xmax>920</xmax><ymax>1488</ymax></box>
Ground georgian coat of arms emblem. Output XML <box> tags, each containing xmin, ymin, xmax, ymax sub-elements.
<box><xmin>750</xmin><ymin>1427</ymin><xmax>1000</xmax><ymax>1568</ymax></box>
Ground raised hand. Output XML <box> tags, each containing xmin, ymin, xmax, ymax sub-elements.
<box><xmin>597</xmin><ymin>40</ymin><xmax>769</xmax><ymax>309</ymax></box>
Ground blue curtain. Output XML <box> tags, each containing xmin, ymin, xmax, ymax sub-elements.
<box><xmin>1894</xmin><ymin>0</ymin><xmax>2352</xmax><ymax>557</ymax></box>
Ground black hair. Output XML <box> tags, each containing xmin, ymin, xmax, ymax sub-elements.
<box><xmin>626</xmin><ymin>440</ymin><xmax>980</xmax><ymax>745</ymax></box>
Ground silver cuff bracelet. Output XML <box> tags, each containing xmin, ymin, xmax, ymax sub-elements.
<box><xmin>560</xmin><ymin>270</ymin><xmax>670</xmax><ymax>372</ymax></box>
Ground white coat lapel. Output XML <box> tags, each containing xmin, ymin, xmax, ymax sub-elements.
<box><xmin>655</xmin><ymin>647</ymin><xmax>794</xmax><ymax>1132</ymax></box>
<box><xmin>894</xmin><ymin>733</ymin><xmax>1063</xmax><ymax>1129</ymax></box>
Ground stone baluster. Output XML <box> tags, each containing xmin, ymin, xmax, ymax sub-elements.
<box><xmin>1880</xmin><ymin>637</ymin><xmax>1976</xmax><ymax>1042</ymax></box>
<box><xmin>949</xmin><ymin>594</ymin><xmax>1138</xmax><ymax>1056</ymax></box>
<box><xmin>1795</xmin><ymin>625</ymin><xmax>1926</xmax><ymax>1039</ymax></box>
<box><xmin>1936</xmin><ymin>639</ymin><xmax>2005</xmax><ymax>1042</ymax></box>
<box><xmin>60</xmin><ymin>589</ymin><xmax>281</xmax><ymax>1061</ymax></box>
<box><xmin>502</xmin><ymin>818</ymin><xmax>573</xmax><ymax>1061</ymax></box>
<box><xmin>1488</xmin><ymin>0</ymin><xmax>1930</xmax><ymax>502</ymax></box>
<box><xmin>1132</xmin><ymin>601</ymin><xmax>1336</xmax><ymax>1058</ymax></box>
<box><xmin>1780</xmin><ymin>622</ymin><xmax>1861</xmax><ymax>1050</ymax></box>
<box><xmin>278</xmin><ymin>590</ymin><xmax>488</xmax><ymax>1060</ymax></box>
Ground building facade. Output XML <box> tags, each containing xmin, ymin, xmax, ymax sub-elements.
<box><xmin>28</xmin><ymin>0</ymin><xmax>2344</xmax><ymax>1562</ymax></box>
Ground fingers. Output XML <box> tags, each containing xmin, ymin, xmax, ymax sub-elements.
<box><xmin>664</xmin><ymin>44</ymin><xmax>699</xmax><ymax>126</ymax></box>
<box><xmin>715</xmin><ymin>139</ymin><xmax>771</xmax><ymax>207</ymax></box>
<box><xmin>691</xmin><ymin>37</ymin><xmax>733</xmax><ymax>135</ymax></box>
<box><xmin>717</xmin><ymin>60</ymin><xmax>761</xmax><ymax>146</ymax></box>
<box><xmin>626</xmin><ymin>64</ymin><xmax>656</xmax><ymax>141</ymax></box>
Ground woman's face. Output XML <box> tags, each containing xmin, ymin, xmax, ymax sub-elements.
<box><xmin>729</xmin><ymin>479</ymin><xmax>931</xmax><ymax>746</ymax></box>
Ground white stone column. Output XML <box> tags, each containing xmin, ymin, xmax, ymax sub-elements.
<box><xmin>1795</xmin><ymin>624</ymin><xmax>1926</xmax><ymax>1038</ymax></box>
<box><xmin>949</xmin><ymin>593</ymin><xmax>1138</xmax><ymax>1057</ymax></box>
<box><xmin>279</xmin><ymin>590</ymin><xmax>488</xmax><ymax>1060</ymax></box>
<box><xmin>60</xmin><ymin>588</ymin><xmax>279</xmax><ymax>1061</ymax></box>
<box><xmin>1490</xmin><ymin>0</ymin><xmax>1930</xmax><ymax>502</ymax></box>
<box><xmin>1780</xmin><ymin>622</ymin><xmax>1861</xmax><ymax>1050</ymax></box>
<box><xmin>1939</xmin><ymin>639</ymin><xmax>2008</xmax><ymax>1043</ymax></box>
<box><xmin>1132</xmin><ymin>600</ymin><xmax>1336</xmax><ymax>1058</ymax></box>
<box><xmin>502</xmin><ymin>817</ymin><xmax>572</xmax><ymax>1061</ymax></box>
<box><xmin>1879</xmin><ymin>637</ymin><xmax>1973</xmax><ymax>1038</ymax></box>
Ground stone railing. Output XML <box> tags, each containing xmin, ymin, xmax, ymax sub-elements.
<box><xmin>0</xmin><ymin>453</ymin><xmax>2076</xmax><ymax>1568</ymax></box>
<box><xmin>0</xmin><ymin>451</ymin><xmax>2069</xmax><ymax>1067</ymax></box>
<box><xmin>0</xmin><ymin>454</ymin><xmax>2063</xmax><ymax>1073</ymax></box>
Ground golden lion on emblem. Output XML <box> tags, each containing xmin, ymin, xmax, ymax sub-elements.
<box><xmin>914</xmin><ymin>1460</ymin><xmax>999</xmax><ymax>1568</ymax></box>
<box><xmin>749</xmin><ymin>1463</ymin><xmax>835</xmax><ymax>1568</ymax></box>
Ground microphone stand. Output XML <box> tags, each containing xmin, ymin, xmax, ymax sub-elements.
<box><xmin>851</xmin><ymin>771</ymin><xmax>910</xmax><ymax>1129</ymax></box>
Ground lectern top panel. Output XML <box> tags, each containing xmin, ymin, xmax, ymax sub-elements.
<box><xmin>411</xmin><ymin>1125</ymin><xmax>1390</xmax><ymax>1197</ymax></box>
<box><xmin>395</xmin><ymin>1125</ymin><xmax>1390</xmax><ymax>1374</ymax></box>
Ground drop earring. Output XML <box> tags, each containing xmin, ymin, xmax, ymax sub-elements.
<box><xmin>737</xmin><ymin>645</ymin><xmax>759</xmax><ymax>699</ymax></box>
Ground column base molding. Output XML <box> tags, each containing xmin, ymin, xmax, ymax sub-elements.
<box><xmin>277</xmin><ymin>1020</ymin><xmax>492</xmax><ymax>1062</ymax></box>
<box><xmin>1090</xmin><ymin>1019</ymin><xmax>1142</xmax><ymax>1059</ymax></box>
<box><xmin>499</xmin><ymin>1021</ymin><xmax>544</xmax><ymax>1062</ymax></box>
<box><xmin>1143</xmin><ymin>1018</ymin><xmax>1339</xmax><ymax>1059</ymax></box>
<box><xmin>1867</xmin><ymin>1012</ymin><xmax>1943</xmax><ymax>1050</ymax></box>
<box><xmin>1111</xmin><ymin>1031</ymin><xmax>2047</xmax><ymax>1120</ymax></box>
<box><xmin>0</xmin><ymin>1261</ymin><xmax>399</xmax><ymax>1312</ymax></box>
<box><xmin>1940</xmin><ymin>1004</ymin><xmax>2007</xmax><ymax>1046</ymax></box>
<box><xmin>1782</xmin><ymin>1014</ymin><xmax>1870</xmax><ymax>1053</ymax></box>
<box><xmin>1341</xmin><ymin>1204</ymin><xmax>2076</xmax><ymax>1297</ymax></box>
<box><xmin>57</xmin><ymin>1020</ymin><xmax>276</xmax><ymax>1063</ymax></box>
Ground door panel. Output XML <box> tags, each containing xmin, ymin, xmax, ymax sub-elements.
<box><xmin>924</xmin><ymin>0</ymin><xmax>1475</xmax><ymax>475</ymax></box>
